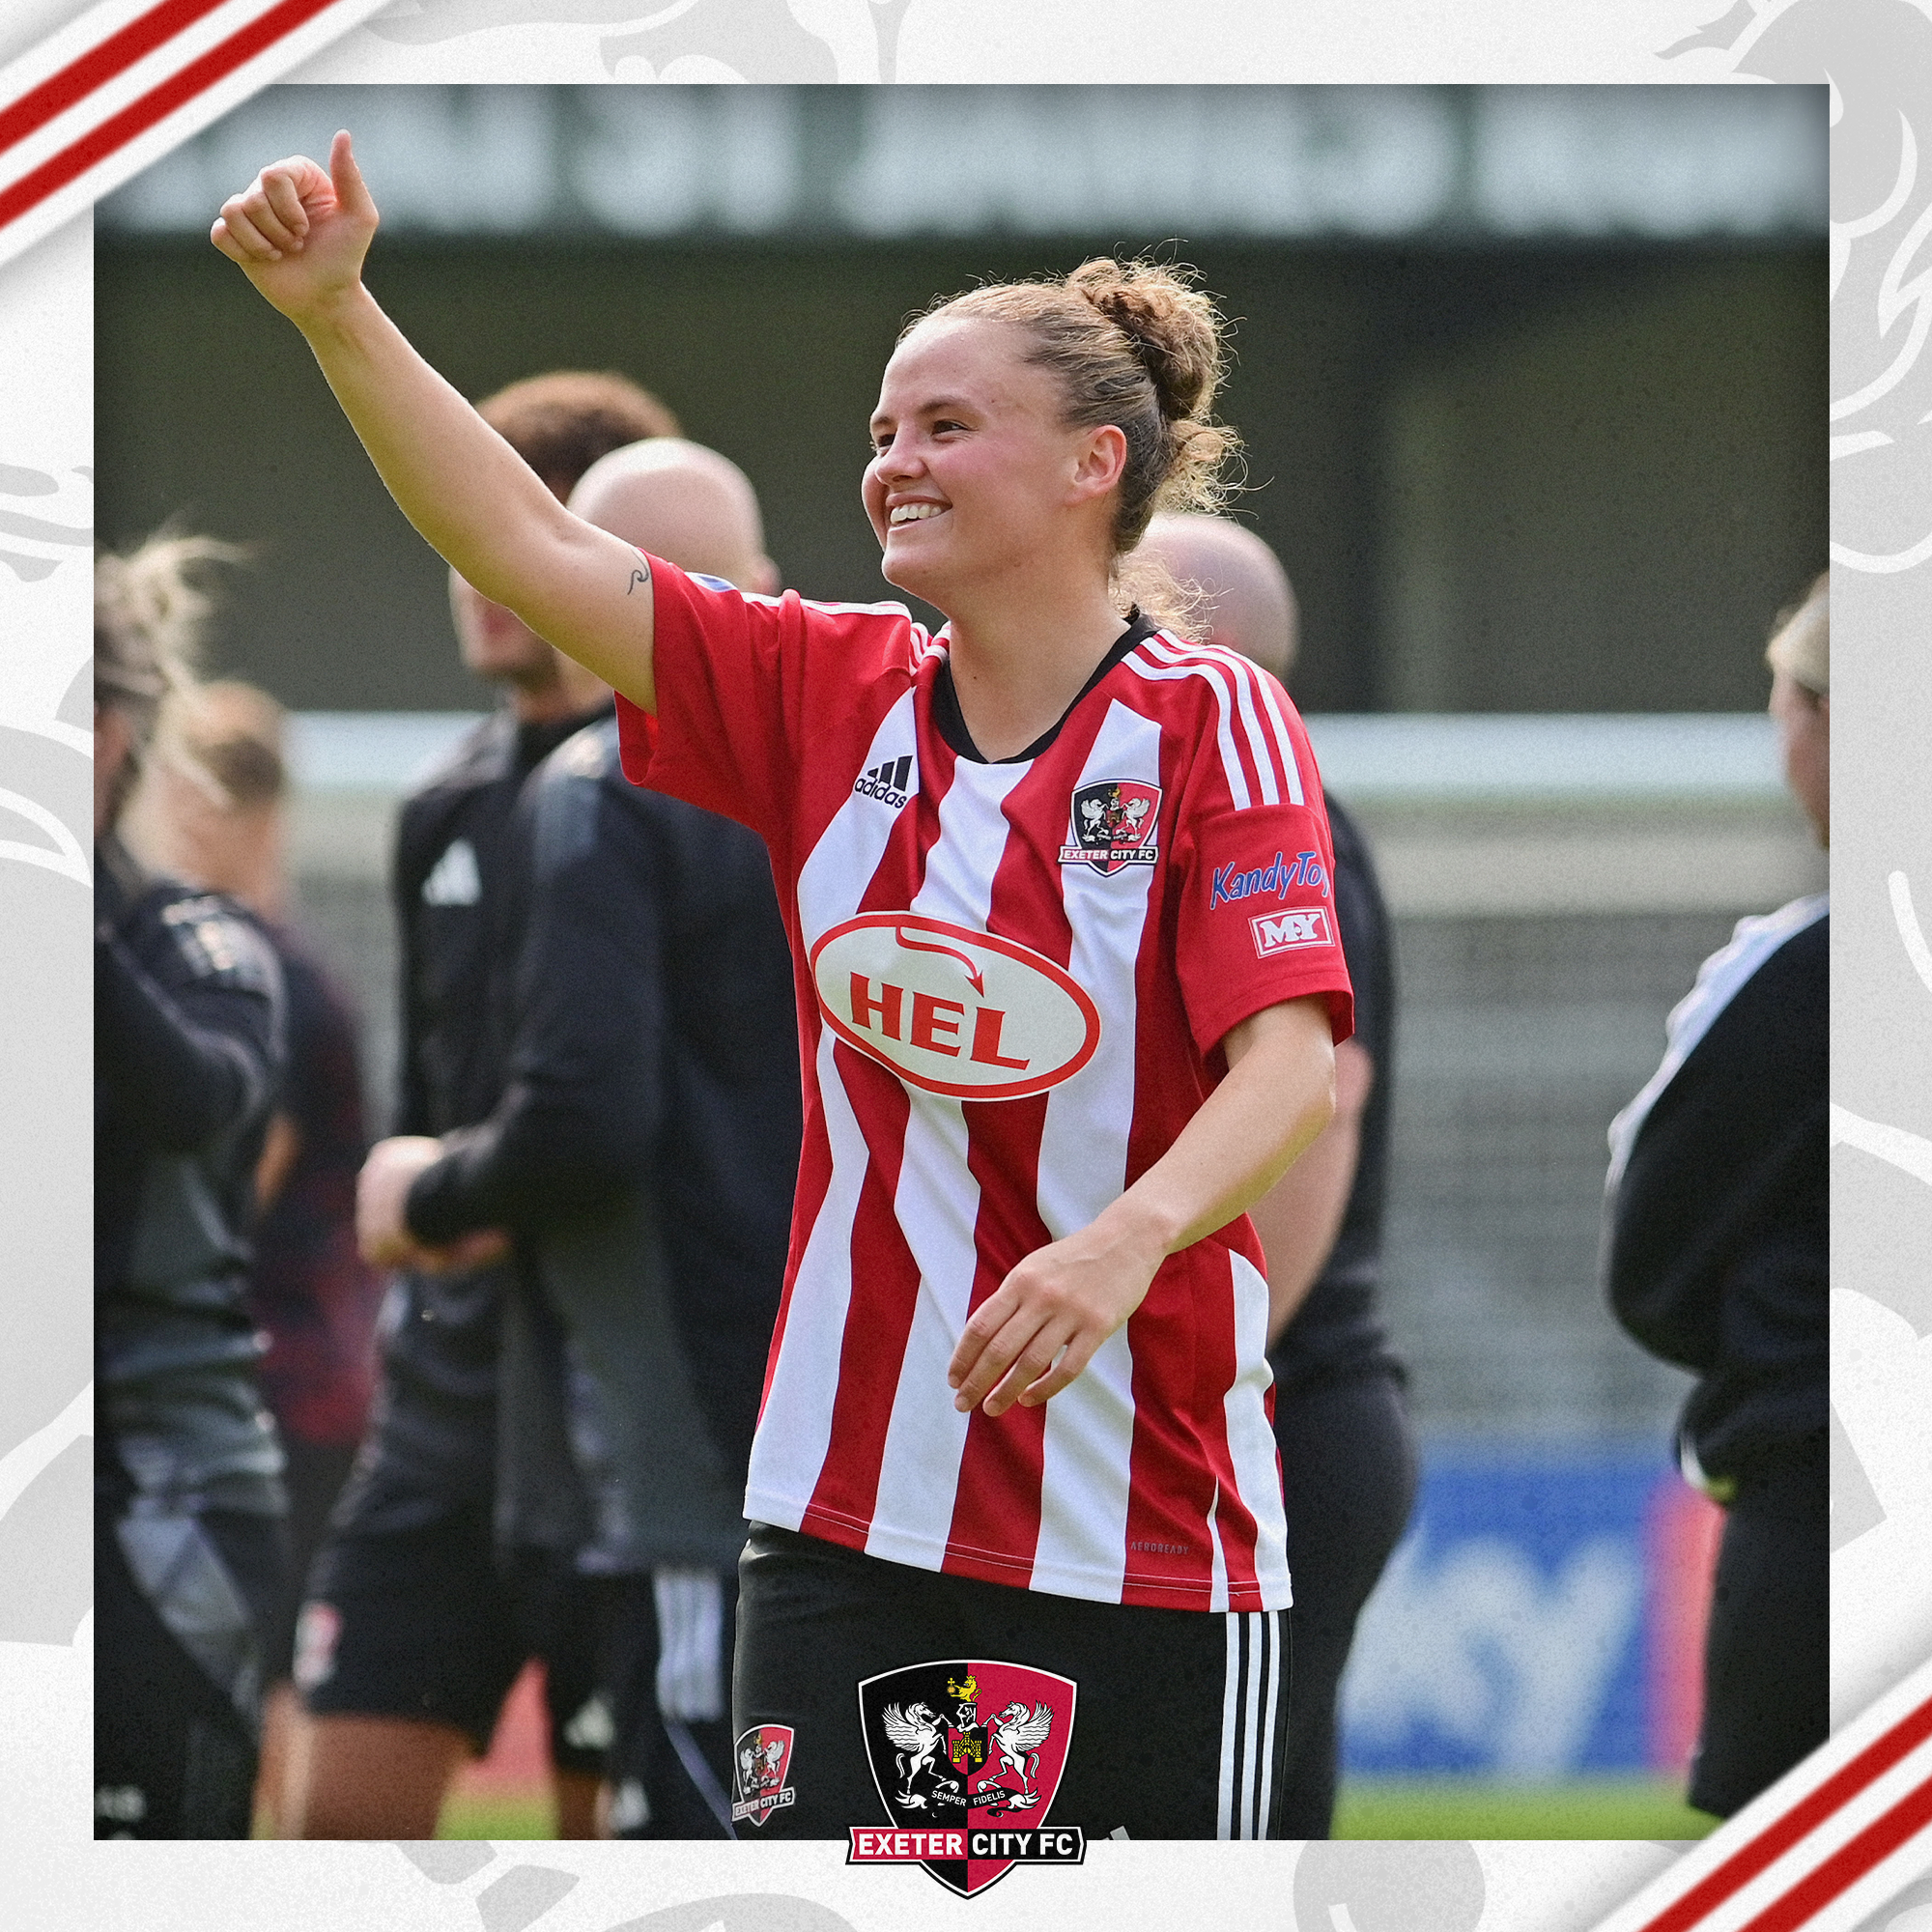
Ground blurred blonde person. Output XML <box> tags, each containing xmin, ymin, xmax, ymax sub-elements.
<box><xmin>1604</xmin><ymin>574</ymin><xmax>1829</xmax><ymax>1818</ymax></box>
<box><xmin>129</xmin><ymin>682</ymin><xmax>385</xmax><ymax>1836</ymax></box>
<box><xmin>95</xmin><ymin>537</ymin><xmax>288</xmax><ymax>1838</ymax></box>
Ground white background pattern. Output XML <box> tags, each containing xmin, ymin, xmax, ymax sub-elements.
<box><xmin>0</xmin><ymin>2</ymin><xmax>1918</xmax><ymax>1925</ymax></box>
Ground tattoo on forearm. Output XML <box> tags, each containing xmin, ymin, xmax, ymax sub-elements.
<box><xmin>627</xmin><ymin>566</ymin><xmax>649</xmax><ymax>595</ymax></box>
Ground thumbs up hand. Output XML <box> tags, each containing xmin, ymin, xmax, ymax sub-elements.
<box><xmin>211</xmin><ymin>129</ymin><xmax>380</xmax><ymax>327</ymax></box>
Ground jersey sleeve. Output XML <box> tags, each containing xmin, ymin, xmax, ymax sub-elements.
<box><xmin>96</xmin><ymin>893</ymin><xmax>287</xmax><ymax>1152</ymax></box>
<box><xmin>1167</xmin><ymin>669</ymin><xmax>1355</xmax><ymax>1057</ymax></box>
<box><xmin>613</xmin><ymin>554</ymin><xmax>920</xmax><ymax>869</ymax></box>
<box><xmin>615</xmin><ymin>555</ymin><xmax>792</xmax><ymax>842</ymax></box>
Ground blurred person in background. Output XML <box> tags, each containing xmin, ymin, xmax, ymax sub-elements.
<box><xmin>124</xmin><ymin>679</ymin><xmax>385</xmax><ymax>1833</ymax></box>
<box><xmin>356</xmin><ymin>438</ymin><xmax>801</xmax><ymax>1836</ymax></box>
<box><xmin>95</xmin><ymin>535</ymin><xmax>289</xmax><ymax>1837</ymax></box>
<box><xmin>283</xmin><ymin>370</ymin><xmax>678</xmax><ymax>1838</ymax></box>
<box><xmin>1603</xmin><ymin>572</ymin><xmax>1829</xmax><ymax>1819</ymax></box>
<box><xmin>1139</xmin><ymin>512</ymin><xmax>1416</xmax><ymax>1838</ymax></box>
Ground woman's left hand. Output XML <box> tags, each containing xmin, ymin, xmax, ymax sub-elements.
<box><xmin>948</xmin><ymin>1207</ymin><xmax>1166</xmax><ymax>1417</ymax></box>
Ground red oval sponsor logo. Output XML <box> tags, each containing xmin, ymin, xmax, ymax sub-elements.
<box><xmin>809</xmin><ymin>914</ymin><xmax>1101</xmax><ymax>1101</ymax></box>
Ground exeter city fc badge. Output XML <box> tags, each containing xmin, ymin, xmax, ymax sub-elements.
<box><xmin>1059</xmin><ymin>779</ymin><xmax>1161</xmax><ymax>875</ymax></box>
<box><xmin>730</xmin><ymin>1722</ymin><xmax>796</xmax><ymax>1827</ymax></box>
<box><xmin>849</xmin><ymin>1661</ymin><xmax>1084</xmax><ymax>1897</ymax></box>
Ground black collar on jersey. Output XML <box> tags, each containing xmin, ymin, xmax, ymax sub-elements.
<box><xmin>933</xmin><ymin>610</ymin><xmax>1158</xmax><ymax>765</ymax></box>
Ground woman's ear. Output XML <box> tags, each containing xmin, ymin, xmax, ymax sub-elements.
<box><xmin>1068</xmin><ymin>423</ymin><xmax>1129</xmax><ymax>504</ymax></box>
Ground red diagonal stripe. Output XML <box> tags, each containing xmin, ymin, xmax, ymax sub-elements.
<box><xmin>0</xmin><ymin>0</ymin><xmax>339</xmax><ymax>234</ymax></box>
<box><xmin>1637</xmin><ymin>1695</ymin><xmax>1932</xmax><ymax>1932</ymax></box>
<box><xmin>1738</xmin><ymin>1768</ymin><xmax>1932</xmax><ymax>1932</ymax></box>
<box><xmin>0</xmin><ymin>0</ymin><xmax>232</xmax><ymax>156</ymax></box>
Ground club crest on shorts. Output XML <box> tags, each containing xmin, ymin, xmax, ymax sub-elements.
<box><xmin>1060</xmin><ymin>779</ymin><xmax>1161</xmax><ymax>875</ymax></box>
<box><xmin>850</xmin><ymin>1660</ymin><xmax>1084</xmax><ymax>1897</ymax></box>
<box><xmin>731</xmin><ymin>1722</ymin><xmax>796</xmax><ymax>1827</ymax></box>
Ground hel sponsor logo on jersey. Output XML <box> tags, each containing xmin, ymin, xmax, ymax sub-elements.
<box><xmin>731</xmin><ymin>1722</ymin><xmax>796</xmax><ymax>1826</ymax></box>
<box><xmin>810</xmin><ymin>913</ymin><xmax>1101</xmax><ymax>1101</ymax></box>
<box><xmin>852</xmin><ymin>1662</ymin><xmax>1083</xmax><ymax>1898</ymax></box>
<box><xmin>853</xmin><ymin>753</ymin><xmax>914</xmax><ymax>810</ymax></box>
<box><xmin>1059</xmin><ymin>778</ymin><xmax>1161</xmax><ymax>874</ymax></box>
<box><xmin>1210</xmin><ymin>848</ymin><xmax>1327</xmax><ymax>909</ymax></box>
<box><xmin>1250</xmin><ymin>906</ymin><xmax>1334</xmax><ymax>958</ymax></box>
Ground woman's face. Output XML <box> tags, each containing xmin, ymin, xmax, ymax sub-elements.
<box><xmin>863</xmin><ymin>316</ymin><xmax>1114</xmax><ymax>610</ymax></box>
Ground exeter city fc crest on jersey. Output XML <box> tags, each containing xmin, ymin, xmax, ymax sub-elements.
<box><xmin>849</xmin><ymin>1661</ymin><xmax>1083</xmax><ymax>1898</ymax></box>
<box><xmin>1059</xmin><ymin>779</ymin><xmax>1161</xmax><ymax>875</ymax></box>
<box><xmin>730</xmin><ymin>1722</ymin><xmax>796</xmax><ymax>1827</ymax></box>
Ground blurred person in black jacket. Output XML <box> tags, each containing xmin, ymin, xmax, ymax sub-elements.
<box><xmin>125</xmin><ymin>677</ymin><xmax>384</xmax><ymax>1833</ymax></box>
<box><xmin>284</xmin><ymin>371</ymin><xmax>678</xmax><ymax>1838</ymax></box>
<box><xmin>95</xmin><ymin>535</ymin><xmax>289</xmax><ymax>1837</ymax></box>
<box><xmin>1605</xmin><ymin>574</ymin><xmax>1829</xmax><ymax>1819</ymax></box>
<box><xmin>1139</xmin><ymin>513</ymin><xmax>1416</xmax><ymax>1838</ymax></box>
<box><xmin>357</xmin><ymin>439</ymin><xmax>800</xmax><ymax>1836</ymax></box>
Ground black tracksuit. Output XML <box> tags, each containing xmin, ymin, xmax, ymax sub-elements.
<box><xmin>1605</xmin><ymin>901</ymin><xmax>1828</xmax><ymax>1817</ymax></box>
<box><xmin>302</xmin><ymin>704</ymin><xmax>611</xmax><ymax>1769</ymax></box>
<box><xmin>402</xmin><ymin>713</ymin><xmax>802</xmax><ymax>1834</ymax></box>
<box><xmin>96</xmin><ymin>836</ymin><xmax>288</xmax><ymax>1836</ymax></box>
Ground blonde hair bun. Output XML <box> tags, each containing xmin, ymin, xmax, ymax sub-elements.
<box><xmin>1063</xmin><ymin>258</ymin><xmax>1223</xmax><ymax>426</ymax></box>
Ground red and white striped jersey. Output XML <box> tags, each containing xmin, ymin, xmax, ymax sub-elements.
<box><xmin>617</xmin><ymin>557</ymin><xmax>1354</xmax><ymax>1613</ymax></box>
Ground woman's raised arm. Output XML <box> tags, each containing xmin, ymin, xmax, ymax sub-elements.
<box><xmin>211</xmin><ymin>130</ymin><xmax>658</xmax><ymax>712</ymax></box>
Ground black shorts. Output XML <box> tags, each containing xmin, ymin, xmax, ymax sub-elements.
<box><xmin>732</xmin><ymin>1523</ymin><xmax>1288</xmax><ymax>1841</ymax></box>
<box><xmin>297</xmin><ymin>1508</ymin><xmax>604</xmax><ymax>1774</ymax></box>
<box><xmin>1272</xmin><ymin>1367</ymin><xmax>1418</xmax><ymax>1837</ymax></box>
<box><xmin>261</xmin><ymin>1437</ymin><xmax>359</xmax><ymax>1685</ymax></box>
<box><xmin>595</xmin><ymin>1567</ymin><xmax>740</xmax><ymax>1838</ymax></box>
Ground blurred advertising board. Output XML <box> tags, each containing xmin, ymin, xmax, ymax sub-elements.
<box><xmin>1340</xmin><ymin>1443</ymin><xmax>1723</xmax><ymax>1777</ymax></box>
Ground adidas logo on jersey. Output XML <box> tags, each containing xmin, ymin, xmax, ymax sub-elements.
<box><xmin>422</xmin><ymin>838</ymin><xmax>482</xmax><ymax>906</ymax></box>
<box><xmin>854</xmin><ymin>754</ymin><xmax>914</xmax><ymax>810</ymax></box>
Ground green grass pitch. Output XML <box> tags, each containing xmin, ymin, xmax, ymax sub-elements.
<box><xmin>431</xmin><ymin>1776</ymin><xmax>1720</xmax><ymax>1842</ymax></box>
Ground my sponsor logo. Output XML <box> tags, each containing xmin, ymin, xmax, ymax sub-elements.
<box><xmin>852</xmin><ymin>1662</ymin><xmax>1084</xmax><ymax>1898</ymax></box>
<box><xmin>731</xmin><ymin>1722</ymin><xmax>797</xmax><ymax>1827</ymax></box>
<box><xmin>1250</xmin><ymin>907</ymin><xmax>1334</xmax><ymax>958</ymax></box>
<box><xmin>853</xmin><ymin>753</ymin><xmax>914</xmax><ymax>810</ymax></box>
<box><xmin>810</xmin><ymin>913</ymin><xmax>1100</xmax><ymax>1101</ymax></box>
<box><xmin>1210</xmin><ymin>848</ymin><xmax>1326</xmax><ymax>908</ymax></box>
<box><xmin>1059</xmin><ymin>778</ymin><xmax>1161</xmax><ymax>874</ymax></box>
